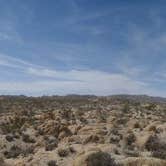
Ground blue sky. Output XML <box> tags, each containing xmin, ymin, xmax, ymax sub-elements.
<box><xmin>0</xmin><ymin>0</ymin><xmax>166</xmax><ymax>96</ymax></box>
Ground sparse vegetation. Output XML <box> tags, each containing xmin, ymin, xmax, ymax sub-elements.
<box><xmin>47</xmin><ymin>160</ymin><xmax>57</xmax><ymax>166</ymax></box>
<box><xmin>0</xmin><ymin>95</ymin><xmax>165</xmax><ymax>165</ymax></box>
<box><xmin>125</xmin><ymin>132</ymin><xmax>136</xmax><ymax>146</ymax></box>
<box><xmin>57</xmin><ymin>147</ymin><xmax>69</xmax><ymax>157</ymax></box>
<box><xmin>73</xmin><ymin>151</ymin><xmax>117</xmax><ymax>166</ymax></box>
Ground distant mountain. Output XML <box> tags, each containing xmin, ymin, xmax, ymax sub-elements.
<box><xmin>108</xmin><ymin>94</ymin><xmax>166</xmax><ymax>104</ymax></box>
<box><xmin>0</xmin><ymin>94</ymin><xmax>166</xmax><ymax>104</ymax></box>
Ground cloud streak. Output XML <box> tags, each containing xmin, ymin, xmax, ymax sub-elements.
<box><xmin>0</xmin><ymin>75</ymin><xmax>147</xmax><ymax>96</ymax></box>
<box><xmin>0</xmin><ymin>53</ymin><xmax>151</xmax><ymax>96</ymax></box>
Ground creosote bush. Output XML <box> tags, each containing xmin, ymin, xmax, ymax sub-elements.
<box><xmin>125</xmin><ymin>132</ymin><xmax>136</xmax><ymax>146</ymax></box>
<box><xmin>47</xmin><ymin>160</ymin><xmax>57</xmax><ymax>166</ymax></box>
<box><xmin>145</xmin><ymin>135</ymin><xmax>162</xmax><ymax>151</ymax></box>
<box><xmin>57</xmin><ymin>147</ymin><xmax>69</xmax><ymax>157</ymax></box>
<box><xmin>73</xmin><ymin>151</ymin><xmax>118</xmax><ymax>166</ymax></box>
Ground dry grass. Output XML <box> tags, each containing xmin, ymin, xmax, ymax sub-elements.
<box><xmin>120</xmin><ymin>157</ymin><xmax>166</xmax><ymax>166</ymax></box>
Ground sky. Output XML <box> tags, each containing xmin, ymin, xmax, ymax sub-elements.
<box><xmin>0</xmin><ymin>0</ymin><xmax>166</xmax><ymax>96</ymax></box>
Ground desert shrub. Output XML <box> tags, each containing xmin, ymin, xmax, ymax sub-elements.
<box><xmin>75</xmin><ymin>109</ymin><xmax>84</xmax><ymax>118</ymax></box>
<box><xmin>148</xmin><ymin>125</ymin><xmax>157</xmax><ymax>132</ymax></box>
<box><xmin>152</xmin><ymin>150</ymin><xmax>166</xmax><ymax>160</ymax></box>
<box><xmin>113</xmin><ymin>148</ymin><xmax>120</xmax><ymax>155</ymax></box>
<box><xmin>57</xmin><ymin>147</ymin><xmax>69</xmax><ymax>157</ymax></box>
<box><xmin>0</xmin><ymin>156</ymin><xmax>4</xmax><ymax>164</ymax></box>
<box><xmin>125</xmin><ymin>133</ymin><xmax>136</xmax><ymax>146</ymax></box>
<box><xmin>74</xmin><ymin>151</ymin><xmax>117</xmax><ymax>166</ymax></box>
<box><xmin>145</xmin><ymin>134</ymin><xmax>166</xmax><ymax>160</ymax></box>
<box><xmin>83</xmin><ymin>135</ymin><xmax>104</xmax><ymax>144</ymax></box>
<box><xmin>110</xmin><ymin>128</ymin><xmax>119</xmax><ymax>135</ymax></box>
<box><xmin>22</xmin><ymin>145</ymin><xmax>35</xmax><ymax>157</ymax></box>
<box><xmin>58</xmin><ymin>126</ymin><xmax>72</xmax><ymax>140</ymax></box>
<box><xmin>79</xmin><ymin>116</ymin><xmax>88</xmax><ymax>123</ymax></box>
<box><xmin>69</xmin><ymin>146</ymin><xmax>76</xmax><ymax>153</ymax></box>
<box><xmin>122</xmin><ymin>102</ymin><xmax>130</xmax><ymax>113</ymax></box>
<box><xmin>145</xmin><ymin>135</ymin><xmax>163</xmax><ymax>151</ymax></box>
<box><xmin>45</xmin><ymin>142</ymin><xmax>57</xmax><ymax>151</ymax></box>
<box><xmin>110</xmin><ymin>135</ymin><xmax>121</xmax><ymax>144</ymax></box>
<box><xmin>47</xmin><ymin>160</ymin><xmax>57</xmax><ymax>166</ymax></box>
<box><xmin>86</xmin><ymin>152</ymin><xmax>116</xmax><ymax>166</ymax></box>
<box><xmin>1</xmin><ymin>115</ymin><xmax>26</xmax><ymax>134</ymax></box>
<box><xmin>22</xmin><ymin>134</ymin><xmax>36</xmax><ymax>143</ymax></box>
<box><xmin>5</xmin><ymin>134</ymin><xmax>14</xmax><ymax>142</ymax></box>
<box><xmin>4</xmin><ymin>145</ymin><xmax>22</xmax><ymax>158</ymax></box>
<box><xmin>116</xmin><ymin>118</ymin><xmax>128</xmax><ymax>125</ymax></box>
<box><xmin>97</xmin><ymin>110</ymin><xmax>107</xmax><ymax>122</ymax></box>
<box><xmin>45</xmin><ymin>136</ymin><xmax>58</xmax><ymax>151</ymax></box>
<box><xmin>1</xmin><ymin>122</ymin><xmax>20</xmax><ymax>134</ymax></box>
<box><xmin>0</xmin><ymin>155</ymin><xmax>8</xmax><ymax>166</ymax></box>
<box><xmin>59</xmin><ymin>108</ymin><xmax>72</xmax><ymax>120</ymax></box>
<box><xmin>133</xmin><ymin>122</ymin><xmax>141</xmax><ymax>128</ymax></box>
<box><xmin>4</xmin><ymin>144</ymin><xmax>34</xmax><ymax>159</ymax></box>
<box><xmin>145</xmin><ymin>103</ymin><xmax>157</xmax><ymax>111</ymax></box>
<box><xmin>124</xmin><ymin>149</ymin><xmax>139</xmax><ymax>157</ymax></box>
<box><xmin>145</xmin><ymin>135</ymin><xmax>166</xmax><ymax>160</ymax></box>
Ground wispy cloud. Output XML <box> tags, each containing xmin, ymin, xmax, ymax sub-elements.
<box><xmin>0</xmin><ymin>73</ymin><xmax>148</xmax><ymax>96</ymax></box>
<box><xmin>0</xmin><ymin>54</ymin><xmax>40</xmax><ymax>69</ymax></box>
<box><xmin>0</xmin><ymin>53</ymin><xmax>151</xmax><ymax>96</ymax></box>
<box><xmin>0</xmin><ymin>32</ymin><xmax>11</xmax><ymax>40</ymax></box>
<box><xmin>0</xmin><ymin>21</ymin><xmax>23</xmax><ymax>44</ymax></box>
